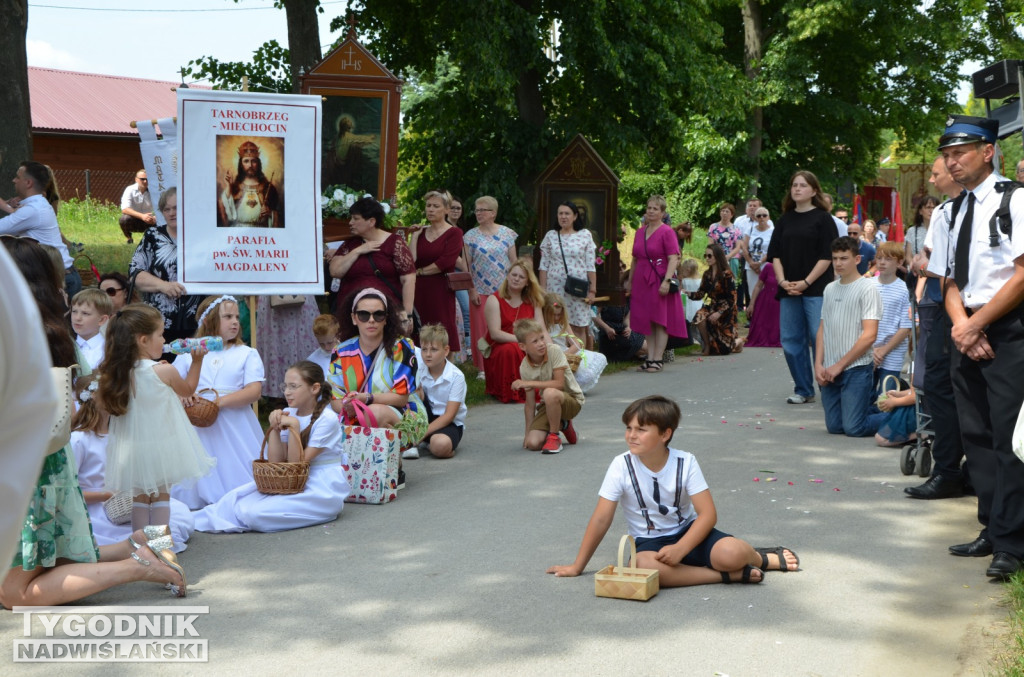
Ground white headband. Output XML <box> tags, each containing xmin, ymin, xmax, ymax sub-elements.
<box><xmin>197</xmin><ymin>295</ymin><xmax>237</xmax><ymax>327</ymax></box>
<box><xmin>352</xmin><ymin>288</ymin><xmax>388</xmax><ymax>309</ymax></box>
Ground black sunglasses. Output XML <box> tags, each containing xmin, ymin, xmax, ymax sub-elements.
<box><xmin>354</xmin><ymin>310</ymin><xmax>387</xmax><ymax>323</ymax></box>
<box><xmin>102</xmin><ymin>286</ymin><xmax>124</xmax><ymax>296</ymax></box>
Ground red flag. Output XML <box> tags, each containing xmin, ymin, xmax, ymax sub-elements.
<box><xmin>890</xmin><ymin>189</ymin><xmax>904</xmax><ymax>243</ymax></box>
<box><xmin>852</xmin><ymin>194</ymin><xmax>863</xmax><ymax>224</ymax></box>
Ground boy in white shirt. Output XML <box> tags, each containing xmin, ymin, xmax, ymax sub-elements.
<box><xmin>70</xmin><ymin>288</ymin><xmax>112</xmax><ymax>370</ymax></box>
<box><xmin>548</xmin><ymin>395</ymin><xmax>800</xmax><ymax>586</ymax></box>
<box><xmin>871</xmin><ymin>241</ymin><xmax>913</xmax><ymax>394</ymax></box>
<box><xmin>408</xmin><ymin>324</ymin><xmax>467</xmax><ymax>459</ymax></box>
<box><xmin>307</xmin><ymin>314</ymin><xmax>340</xmax><ymax>378</ymax></box>
<box><xmin>814</xmin><ymin>236</ymin><xmax>883</xmax><ymax>437</ymax></box>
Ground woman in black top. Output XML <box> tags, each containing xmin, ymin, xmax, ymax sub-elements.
<box><xmin>766</xmin><ymin>170</ymin><xmax>839</xmax><ymax>404</ymax></box>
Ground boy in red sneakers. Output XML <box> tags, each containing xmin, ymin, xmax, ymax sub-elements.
<box><xmin>511</xmin><ymin>319</ymin><xmax>584</xmax><ymax>454</ymax></box>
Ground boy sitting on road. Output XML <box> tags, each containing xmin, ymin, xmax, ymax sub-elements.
<box><xmin>407</xmin><ymin>324</ymin><xmax>467</xmax><ymax>459</ymax></box>
<box><xmin>814</xmin><ymin>236</ymin><xmax>882</xmax><ymax>437</ymax></box>
<box><xmin>871</xmin><ymin>241</ymin><xmax>912</xmax><ymax>396</ymax></box>
<box><xmin>547</xmin><ymin>395</ymin><xmax>800</xmax><ymax>585</ymax></box>
<box><xmin>511</xmin><ymin>319</ymin><xmax>583</xmax><ymax>454</ymax></box>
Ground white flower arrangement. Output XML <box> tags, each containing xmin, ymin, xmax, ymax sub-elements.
<box><xmin>79</xmin><ymin>378</ymin><xmax>99</xmax><ymax>403</ymax></box>
<box><xmin>321</xmin><ymin>184</ymin><xmax>401</xmax><ymax>228</ymax></box>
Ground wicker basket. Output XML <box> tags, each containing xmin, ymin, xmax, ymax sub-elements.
<box><xmin>594</xmin><ymin>535</ymin><xmax>660</xmax><ymax>601</ymax></box>
<box><xmin>253</xmin><ymin>427</ymin><xmax>310</xmax><ymax>495</ymax></box>
<box><xmin>185</xmin><ymin>388</ymin><xmax>219</xmax><ymax>428</ymax></box>
<box><xmin>74</xmin><ymin>253</ymin><xmax>101</xmax><ymax>288</ymax></box>
<box><xmin>565</xmin><ymin>352</ymin><xmax>582</xmax><ymax>373</ymax></box>
<box><xmin>103</xmin><ymin>492</ymin><xmax>134</xmax><ymax>525</ymax></box>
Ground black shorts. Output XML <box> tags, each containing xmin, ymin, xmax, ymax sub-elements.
<box><xmin>634</xmin><ymin>524</ymin><xmax>732</xmax><ymax>568</ymax></box>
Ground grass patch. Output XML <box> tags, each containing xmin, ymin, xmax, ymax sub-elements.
<box><xmin>59</xmin><ymin>198</ymin><xmax>135</xmax><ymax>279</ymax></box>
<box><xmin>994</xmin><ymin>573</ymin><xmax>1024</xmax><ymax>675</ymax></box>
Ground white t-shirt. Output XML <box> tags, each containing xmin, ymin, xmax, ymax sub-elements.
<box><xmin>873</xmin><ymin>277</ymin><xmax>913</xmax><ymax>371</ymax></box>
<box><xmin>745</xmin><ymin>225</ymin><xmax>775</xmax><ymax>271</ymax></box>
<box><xmin>306</xmin><ymin>347</ymin><xmax>333</xmax><ymax>380</ymax></box>
<box><xmin>599</xmin><ymin>448</ymin><xmax>708</xmax><ymax>539</ymax></box>
<box><xmin>418</xmin><ymin>359</ymin><xmax>467</xmax><ymax>427</ymax></box>
<box><xmin>280</xmin><ymin>406</ymin><xmax>344</xmax><ymax>463</ymax></box>
<box><xmin>821</xmin><ymin>276</ymin><xmax>883</xmax><ymax>370</ymax></box>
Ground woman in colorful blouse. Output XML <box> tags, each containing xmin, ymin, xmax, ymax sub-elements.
<box><xmin>327</xmin><ymin>288</ymin><xmax>426</xmax><ymax>450</ymax></box>
<box><xmin>707</xmin><ymin>202</ymin><xmax>743</xmax><ymax>284</ymax></box>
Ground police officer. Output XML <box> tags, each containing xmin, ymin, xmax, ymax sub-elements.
<box><xmin>928</xmin><ymin>114</ymin><xmax>1024</xmax><ymax>580</ymax></box>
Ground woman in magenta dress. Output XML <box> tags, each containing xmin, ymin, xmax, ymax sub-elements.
<box><xmin>483</xmin><ymin>260</ymin><xmax>548</xmax><ymax>403</ymax></box>
<box><xmin>626</xmin><ymin>194</ymin><xmax>687</xmax><ymax>372</ymax></box>
<box><xmin>745</xmin><ymin>263</ymin><xmax>781</xmax><ymax>347</ymax></box>
<box><xmin>328</xmin><ymin>197</ymin><xmax>416</xmax><ymax>323</ymax></box>
<box><xmin>411</xmin><ymin>190</ymin><xmax>464</xmax><ymax>351</ymax></box>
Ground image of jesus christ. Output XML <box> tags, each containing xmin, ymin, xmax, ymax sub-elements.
<box><xmin>217</xmin><ymin>139</ymin><xmax>283</xmax><ymax>228</ymax></box>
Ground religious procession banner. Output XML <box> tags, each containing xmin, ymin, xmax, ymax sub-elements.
<box><xmin>135</xmin><ymin>118</ymin><xmax>177</xmax><ymax>227</ymax></box>
<box><xmin>176</xmin><ymin>88</ymin><xmax>323</xmax><ymax>295</ymax></box>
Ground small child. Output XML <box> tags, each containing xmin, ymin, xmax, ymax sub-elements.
<box><xmin>678</xmin><ymin>258</ymin><xmax>702</xmax><ymax>332</ymax></box>
<box><xmin>70</xmin><ymin>374</ymin><xmax>195</xmax><ymax>553</ymax></box>
<box><xmin>510</xmin><ymin>318</ymin><xmax>584</xmax><ymax>454</ymax></box>
<box><xmin>407</xmin><ymin>324</ymin><xmax>467</xmax><ymax>459</ymax></box>
<box><xmin>172</xmin><ymin>295</ymin><xmax>266</xmax><ymax>510</ymax></box>
<box><xmin>97</xmin><ymin>303</ymin><xmax>215</xmax><ymax>590</ymax></box>
<box><xmin>71</xmin><ymin>288</ymin><xmax>112</xmax><ymax>370</ymax></box>
<box><xmin>308</xmin><ymin>313</ymin><xmax>341</xmax><ymax>377</ymax></box>
<box><xmin>814</xmin><ymin>236</ymin><xmax>883</xmax><ymax>437</ymax></box>
<box><xmin>871</xmin><ymin>242</ymin><xmax>913</xmax><ymax>395</ymax></box>
<box><xmin>547</xmin><ymin>395</ymin><xmax>800</xmax><ymax>585</ymax></box>
<box><xmin>543</xmin><ymin>292</ymin><xmax>607</xmax><ymax>393</ymax></box>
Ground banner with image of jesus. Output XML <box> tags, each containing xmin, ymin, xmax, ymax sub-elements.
<box><xmin>177</xmin><ymin>88</ymin><xmax>323</xmax><ymax>295</ymax></box>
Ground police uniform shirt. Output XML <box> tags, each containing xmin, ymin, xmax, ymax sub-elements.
<box><xmin>926</xmin><ymin>173</ymin><xmax>1024</xmax><ymax>309</ymax></box>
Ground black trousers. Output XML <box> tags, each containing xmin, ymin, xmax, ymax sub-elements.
<box><xmin>922</xmin><ymin>305</ymin><xmax>964</xmax><ymax>480</ymax></box>
<box><xmin>951</xmin><ymin>303</ymin><xmax>1024</xmax><ymax>555</ymax></box>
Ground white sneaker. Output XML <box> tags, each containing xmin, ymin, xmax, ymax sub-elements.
<box><xmin>786</xmin><ymin>394</ymin><xmax>815</xmax><ymax>404</ymax></box>
<box><xmin>402</xmin><ymin>447</ymin><xmax>420</xmax><ymax>459</ymax></box>
<box><xmin>476</xmin><ymin>371</ymin><xmax>486</xmax><ymax>380</ymax></box>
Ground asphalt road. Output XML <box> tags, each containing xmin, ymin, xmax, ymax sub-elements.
<box><xmin>0</xmin><ymin>346</ymin><xmax>1008</xmax><ymax>676</ymax></box>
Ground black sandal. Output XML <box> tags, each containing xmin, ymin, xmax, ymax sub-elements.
<box><xmin>720</xmin><ymin>565</ymin><xmax>762</xmax><ymax>584</ymax></box>
<box><xmin>637</xmin><ymin>360</ymin><xmax>663</xmax><ymax>373</ymax></box>
<box><xmin>754</xmin><ymin>546</ymin><xmax>800</xmax><ymax>572</ymax></box>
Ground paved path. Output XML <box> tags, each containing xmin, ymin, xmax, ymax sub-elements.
<box><xmin>0</xmin><ymin>347</ymin><xmax>1008</xmax><ymax>675</ymax></box>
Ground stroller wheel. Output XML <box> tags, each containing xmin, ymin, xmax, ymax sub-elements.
<box><xmin>900</xmin><ymin>444</ymin><xmax>916</xmax><ymax>476</ymax></box>
<box><xmin>916</xmin><ymin>442</ymin><xmax>932</xmax><ymax>478</ymax></box>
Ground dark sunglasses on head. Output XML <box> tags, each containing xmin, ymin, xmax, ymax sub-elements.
<box><xmin>354</xmin><ymin>309</ymin><xmax>387</xmax><ymax>323</ymax></box>
<box><xmin>102</xmin><ymin>286</ymin><xmax>123</xmax><ymax>296</ymax></box>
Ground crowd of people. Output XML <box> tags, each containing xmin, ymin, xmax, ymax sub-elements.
<box><xmin>3</xmin><ymin>110</ymin><xmax>1023</xmax><ymax>608</ymax></box>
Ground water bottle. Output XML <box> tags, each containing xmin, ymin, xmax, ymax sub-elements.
<box><xmin>163</xmin><ymin>336</ymin><xmax>225</xmax><ymax>354</ymax></box>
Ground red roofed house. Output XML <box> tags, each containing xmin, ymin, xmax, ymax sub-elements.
<box><xmin>29</xmin><ymin>67</ymin><xmax>186</xmax><ymax>204</ymax></box>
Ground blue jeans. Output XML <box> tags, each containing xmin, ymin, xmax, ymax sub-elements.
<box><xmin>779</xmin><ymin>295</ymin><xmax>823</xmax><ymax>398</ymax></box>
<box><xmin>821</xmin><ymin>364</ymin><xmax>875</xmax><ymax>437</ymax></box>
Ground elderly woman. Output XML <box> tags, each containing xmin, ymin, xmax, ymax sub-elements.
<box><xmin>482</xmin><ymin>259</ymin><xmax>548</xmax><ymax>403</ymax></box>
<box><xmin>464</xmin><ymin>195</ymin><xmax>518</xmax><ymax>373</ymax></box>
<box><xmin>766</xmin><ymin>170</ymin><xmax>839</xmax><ymax>404</ymax></box>
<box><xmin>329</xmin><ymin>196</ymin><xmax>416</xmax><ymax>322</ymax></box>
<box><xmin>538</xmin><ymin>201</ymin><xmax>596</xmax><ymax>346</ymax></box>
<box><xmin>327</xmin><ymin>288</ymin><xmax>426</xmax><ymax>454</ymax></box>
<box><xmin>625</xmin><ymin>195</ymin><xmax>687</xmax><ymax>372</ymax></box>
<box><xmin>688</xmin><ymin>244</ymin><xmax>741</xmax><ymax>355</ymax></box>
<box><xmin>411</xmin><ymin>190</ymin><xmax>464</xmax><ymax>352</ymax></box>
<box><xmin>129</xmin><ymin>187</ymin><xmax>201</xmax><ymax>354</ymax></box>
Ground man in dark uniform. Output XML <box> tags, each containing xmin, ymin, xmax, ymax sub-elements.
<box><xmin>928</xmin><ymin>115</ymin><xmax>1024</xmax><ymax>580</ymax></box>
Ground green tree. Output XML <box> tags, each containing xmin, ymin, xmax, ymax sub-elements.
<box><xmin>0</xmin><ymin>0</ymin><xmax>31</xmax><ymax>182</ymax></box>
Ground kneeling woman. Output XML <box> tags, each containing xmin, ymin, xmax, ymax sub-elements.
<box><xmin>193</xmin><ymin>361</ymin><xmax>349</xmax><ymax>533</ymax></box>
<box><xmin>688</xmin><ymin>244</ymin><xmax>741</xmax><ymax>356</ymax></box>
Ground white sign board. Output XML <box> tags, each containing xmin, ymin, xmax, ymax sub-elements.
<box><xmin>177</xmin><ymin>88</ymin><xmax>323</xmax><ymax>295</ymax></box>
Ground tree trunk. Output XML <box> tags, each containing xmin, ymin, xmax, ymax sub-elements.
<box><xmin>0</xmin><ymin>0</ymin><xmax>32</xmax><ymax>182</ymax></box>
<box><xmin>284</xmin><ymin>0</ymin><xmax>322</xmax><ymax>93</ymax></box>
<box><xmin>741</xmin><ymin>0</ymin><xmax>763</xmax><ymax>196</ymax></box>
<box><xmin>514</xmin><ymin>64</ymin><xmax>547</xmax><ymax>237</ymax></box>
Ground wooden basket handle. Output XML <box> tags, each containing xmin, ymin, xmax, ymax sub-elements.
<box><xmin>616</xmin><ymin>534</ymin><xmax>637</xmax><ymax>571</ymax></box>
<box><xmin>258</xmin><ymin>418</ymin><xmax>306</xmax><ymax>463</ymax></box>
<box><xmin>196</xmin><ymin>387</ymin><xmax>220</xmax><ymax>400</ymax></box>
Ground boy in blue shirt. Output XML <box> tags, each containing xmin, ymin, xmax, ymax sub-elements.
<box><xmin>548</xmin><ymin>396</ymin><xmax>800</xmax><ymax>586</ymax></box>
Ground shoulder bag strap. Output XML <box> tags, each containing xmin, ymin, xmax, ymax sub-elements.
<box><xmin>557</xmin><ymin>232</ymin><xmax>571</xmax><ymax>275</ymax></box>
<box><xmin>364</xmin><ymin>239</ymin><xmax>402</xmax><ymax>299</ymax></box>
<box><xmin>624</xmin><ymin>454</ymin><xmax>656</xmax><ymax>534</ymax></box>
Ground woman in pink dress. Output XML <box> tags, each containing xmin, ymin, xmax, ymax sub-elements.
<box><xmin>411</xmin><ymin>190</ymin><xmax>464</xmax><ymax>351</ymax></box>
<box><xmin>626</xmin><ymin>195</ymin><xmax>687</xmax><ymax>372</ymax></box>
<box><xmin>746</xmin><ymin>263</ymin><xmax>781</xmax><ymax>347</ymax></box>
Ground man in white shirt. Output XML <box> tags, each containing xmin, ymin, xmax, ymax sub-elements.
<box><xmin>0</xmin><ymin>161</ymin><xmax>79</xmax><ymax>296</ymax></box>
<box><xmin>119</xmin><ymin>169</ymin><xmax>155</xmax><ymax>244</ymax></box>
<box><xmin>821</xmin><ymin>193</ymin><xmax>849</xmax><ymax>237</ymax></box>
<box><xmin>927</xmin><ymin>114</ymin><xmax>1024</xmax><ymax>580</ymax></box>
